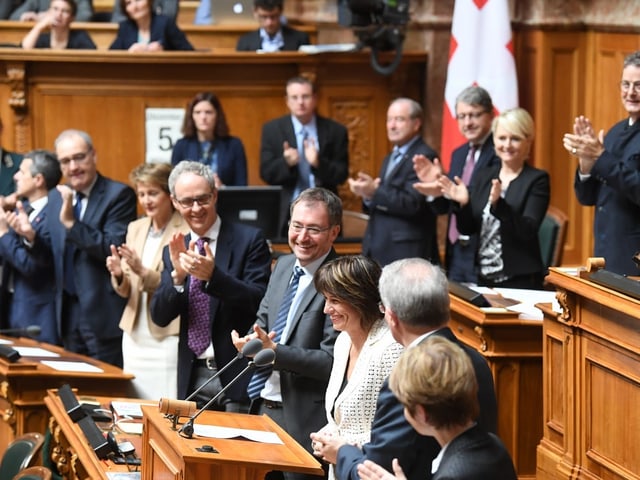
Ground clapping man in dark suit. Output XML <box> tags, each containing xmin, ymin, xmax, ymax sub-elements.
<box><xmin>232</xmin><ymin>188</ymin><xmax>342</xmax><ymax>480</ymax></box>
<box><xmin>413</xmin><ymin>86</ymin><xmax>501</xmax><ymax>283</ymax></box>
<box><xmin>0</xmin><ymin>150</ymin><xmax>61</xmax><ymax>345</ymax></box>
<box><xmin>48</xmin><ymin>129</ymin><xmax>137</xmax><ymax>366</ymax></box>
<box><xmin>260</xmin><ymin>76</ymin><xmax>349</xmax><ymax>237</ymax></box>
<box><xmin>151</xmin><ymin>161</ymin><xmax>271</xmax><ymax>412</ymax></box>
<box><xmin>236</xmin><ymin>0</ymin><xmax>310</xmax><ymax>51</ymax></box>
<box><xmin>357</xmin><ymin>336</ymin><xmax>516</xmax><ymax>480</ymax></box>
<box><xmin>349</xmin><ymin>98</ymin><xmax>439</xmax><ymax>266</ymax></box>
<box><xmin>311</xmin><ymin>258</ymin><xmax>497</xmax><ymax>480</ymax></box>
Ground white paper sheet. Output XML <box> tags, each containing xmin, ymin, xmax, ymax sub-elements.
<box><xmin>193</xmin><ymin>424</ymin><xmax>283</xmax><ymax>444</ymax></box>
<box><xmin>40</xmin><ymin>360</ymin><xmax>103</xmax><ymax>373</ymax></box>
<box><xmin>13</xmin><ymin>346</ymin><xmax>60</xmax><ymax>357</ymax></box>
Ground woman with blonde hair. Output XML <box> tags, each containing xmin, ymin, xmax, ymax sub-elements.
<box><xmin>106</xmin><ymin>162</ymin><xmax>189</xmax><ymax>399</ymax></box>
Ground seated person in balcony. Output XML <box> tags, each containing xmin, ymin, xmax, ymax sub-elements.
<box><xmin>236</xmin><ymin>0</ymin><xmax>310</xmax><ymax>52</ymax></box>
<box><xmin>21</xmin><ymin>0</ymin><xmax>96</xmax><ymax>50</ymax></box>
<box><xmin>111</xmin><ymin>0</ymin><xmax>177</xmax><ymax>23</ymax></box>
<box><xmin>10</xmin><ymin>0</ymin><xmax>93</xmax><ymax>22</ymax></box>
<box><xmin>171</xmin><ymin>92</ymin><xmax>248</xmax><ymax>188</ymax></box>
<box><xmin>109</xmin><ymin>0</ymin><xmax>193</xmax><ymax>52</ymax></box>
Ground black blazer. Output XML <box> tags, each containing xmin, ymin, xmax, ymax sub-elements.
<box><xmin>362</xmin><ymin>138</ymin><xmax>440</xmax><ymax>266</ymax></box>
<box><xmin>455</xmin><ymin>163</ymin><xmax>549</xmax><ymax>280</ymax></box>
<box><xmin>150</xmin><ymin>222</ymin><xmax>272</xmax><ymax>402</ymax></box>
<box><xmin>109</xmin><ymin>13</ymin><xmax>193</xmax><ymax>51</ymax></box>
<box><xmin>236</xmin><ymin>25</ymin><xmax>310</xmax><ymax>51</ymax></box>
<box><xmin>251</xmin><ymin>251</ymin><xmax>340</xmax><ymax>453</ymax></box>
<box><xmin>260</xmin><ymin>115</ymin><xmax>349</xmax><ymax>234</ymax></box>
<box><xmin>335</xmin><ymin>326</ymin><xmax>498</xmax><ymax>480</ymax></box>
<box><xmin>433</xmin><ymin>424</ymin><xmax>517</xmax><ymax>480</ymax></box>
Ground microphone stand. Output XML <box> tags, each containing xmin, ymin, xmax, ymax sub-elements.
<box><xmin>179</xmin><ymin>349</ymin><xmax>275</xmax><ymax>439</ymax></box>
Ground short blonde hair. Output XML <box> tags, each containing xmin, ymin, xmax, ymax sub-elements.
<box><xmin>129</xmin><ymin>162</ymin><xmax>173</xmax><ymax>194</ymax></box>
<box><xmin>390</xmin><ymin>336</ymin><xmax>479</xmax><ymax>429</ymax></box>
<box><xmin>492</xmin><ymin>107</ymin><xmax>535</xmax><ymax>141</ymax></box>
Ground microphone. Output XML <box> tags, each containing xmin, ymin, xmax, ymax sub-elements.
<box><xmin>179</xmin><ymin>348</ymin><xmax>276</xmax><ymax>438</ymax></box>
<box><xmin>0</xmin><ymin>325</ymin><xmax>42</xmax><ymax>337</ymax></box>
<box><xmin>159</xmin><ymin>338</ymin><xmax>263</xmax><ymax>420</ymax></box>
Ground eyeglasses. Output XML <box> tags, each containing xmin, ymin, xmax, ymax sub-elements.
<box><xmin>620</xmin><ymin>81</ymin><xmax>640</xmax><ymax>93</ymax></box>
<box><xmin>455</xmin><ymin>111</ymin><xmax>488</xmax><ymax>121</ymax></box>
<box><xmin>288</xmin><ymin>222</ymin><xmax>331</xmax><ymax>236</ymax></box>
<box><xmin>174</xmin><ymin>193</ymin><xmax>214</xmax><ymax>208</ymax></box>
<box><xmin>59</xmin><ymin>150</ymin><xmax>92</xmax><ymax>165</ymax></box>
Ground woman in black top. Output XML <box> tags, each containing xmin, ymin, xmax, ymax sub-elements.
<box><xmin>21</xmin><ymin>0</ymin><xmax>96</xmax><ymax>50</ymax></box>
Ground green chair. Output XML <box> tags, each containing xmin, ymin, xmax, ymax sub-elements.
<box><xmin>0</xmin><ymin>433</ymin><xmax>45</xmax><ymax>480</ymax></box>
<box><xmin>538</xmin><ymin>205</ymin><xmax>568</xmax><ymax>269</ymax></box>
<box><xmin>12</xmin><ymin>466</ymin><xmax>52</xmax><ymax>480</ymax></box>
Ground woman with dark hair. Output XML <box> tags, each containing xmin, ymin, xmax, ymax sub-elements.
<box><xmin>310</xmin><ymin>255</ymin><xmax>403</xmax><ymax>480</ymax></box>
<box><xmin>109</xmin><ymin>0</ymin><xmax>192</xmax><ymax>52</ymax></box>
<box><xmin>171</xmin><ymin>91</ymin><xmax>248</xmax><ymax>187</ymax></box>
<box><xmin>21</xmin><ymin>0</ymin><xmax>96</xmax><ymax>50</ymax></box>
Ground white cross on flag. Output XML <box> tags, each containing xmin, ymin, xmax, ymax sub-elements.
<box><xmin>440</xmin><ymin>0</ymin><xmax>518</xmax><ymax>170</ymax></box>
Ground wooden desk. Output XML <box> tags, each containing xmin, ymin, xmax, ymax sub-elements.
<box><xmin>0</xmin><ymin>48</ymin><xmax>426</xmax><ymax>211</ymax></box>
<box><xmin>142</xmin><ymin>405</ymin><xmax>323</xmax><ymax>479</ymax></box>
<box><xmin>0</xmin><ymin>336</ymin><xmax>134</xmax><ymax>456</ymax></box>
<box><xmin>44</xmin><ymin>390</ymin><xmax>145</xmax><ymax>480</ymax></box>
<box><xmin>449</xmin><ymin>295</ymin><xmax>542</xmax><ymax>480</ymax></box>
<box><xmin>536</xmin><ymin>268</ymin><xmax>640</xmax><ymax>480</ymax></box>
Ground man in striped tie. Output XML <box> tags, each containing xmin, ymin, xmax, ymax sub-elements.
<box><xmin>232</xmin><ymin>187</ymin><xmax>342</xmax><ymax>480</ymax></box>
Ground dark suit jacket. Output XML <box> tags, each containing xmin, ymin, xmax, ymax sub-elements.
<box><xmin>150</xmin><ymin>221</ymin><xmax>271</xmax><ymax>402</ymax></box>
<box><xmin>109</xmin><ymin>14</ymin><xmax>194</xmax><ymax>51</ymax></box>
<box><xmin>260</xmin><ymin>115</ymin><xmax>349</xmax><ymax>234</ymax></box>
<box><xmin>431</xmin><ymin>138</ymin><xmax>501</xmax><ymax>281</ymax></box>
<box><xmin>335</xmin><ymin>327</ymin><xmax>498</xmax><ymax>480</ymax></box>
<box><xmin>574</xmin><ymin>118</ymin><xmax>640</xmax><ymax>275</ymax></box>
<box><xmin>34</xmin><ymin>30</ymin><xmax>96</xmax><ymax>49</ymax></box>
<box><xmin>0</xmin><ymin>203</ymin><xmax>58</xmax><ymax>345</ymax></box>
<box><xmin>236</xmin><ymin>25</ymin><xmax>310</xmax><ymax>51</ymax></box>
<box><xmin>362</xmin><ymin>138</ymin><xmax>439</xmax><ymax>266</ymax></box>
<box><xmin>47</xmin><ymin>175</ymin><xmax>137</xmax><ymax>353</ymax></box>
<box><xmin>433</xmin><ymin>424</ymin><xmax>517</xmax><ymax>480</ymax></box>
<box><xmin>252</xmin><ymin>251</ymin><xmax>340</xmax><ymax>452</ymax></box>
<box><xmin>455</xmin><ymin>163</ymin><xmax>549</xmax><ymax>280</ymax></box>
<box><xmin>0</xmin><ymin>148</ymin><xmax>22</xmax><ymax>196</ymax></box>
<box><xmin>170</xmin><ymin>136</ymin><xmax>248</xmax><ymax>186</ymax></box>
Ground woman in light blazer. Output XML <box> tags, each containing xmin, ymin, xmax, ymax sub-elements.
<box><xmin>106</xmin><ymin>163</ymin><xmax>189</xmax><ymax>399</ymax></box>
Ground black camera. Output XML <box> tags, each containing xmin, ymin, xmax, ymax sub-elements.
<box><xmin>337</xmin><ymin>0</ymin><xmax>410</xmax><ymax>75</ymax></box>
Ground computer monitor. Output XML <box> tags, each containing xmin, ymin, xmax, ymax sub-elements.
<box><xmin>216</xmin><ymin>186</ymin><xmax>282</xmax><ymax>240</ymax></box>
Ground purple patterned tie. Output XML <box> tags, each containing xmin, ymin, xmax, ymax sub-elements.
<box><xmin>188</xmin><ymin>237</ymin><xmax>211</xmax><ymax>356</ymax></box>
<box><xmin>448</xmin><ymin>144</ymin><xmax>477</xmax><ymax>245</ymax></box>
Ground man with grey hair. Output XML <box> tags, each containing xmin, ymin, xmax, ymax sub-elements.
<box><xmin>0</xmin><ymin>149</ymin><xmax>61</xmax><ymax>344</ymax></box>
<box><xmin>48</xmin><ymin>129</ymin><xmax>137</xmax><ymax>366</ymax></box>
<box><xmin>349</xmin><ymin>97</ymin><xmax>439</xmax><ymax>267</ymax></box>
<box><xmin>414</xmin><ymin>85</ymin><xmax>500</xmax><ymax>283</ymax></box>
<box><xmin>151</xmin><ymin>161</ymin><xmax>271</xmax><ymax>412</ymax></box>
<box><xmin>311</xmin><ymin>257</ymin><xmax>497</xmax><ymax>480</ymax></box>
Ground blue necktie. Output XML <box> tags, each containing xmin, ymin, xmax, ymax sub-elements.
<box><xmin>63</xmin><ymin>192</ymin><xmax>85</xmax><ymax>295</ymax></box>
<box><xmin>296</xmin><ymin>129</ymin><xmax>311</xmax><ymax>194</ymax></box>
<box><xmin>385</xmin><ymin>149</ymin><xmax>403</xmax><ymax>179</ymax></box>
<box><xmin>247</xmin><ymin>266</ymin><xmax>304</xmax><ymax>400</ymax></box>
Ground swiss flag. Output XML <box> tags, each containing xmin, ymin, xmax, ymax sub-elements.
<box><xmin>440</xmin><ymin>0</ymin><xmax>518</xmax><ymax>170</ymax></box>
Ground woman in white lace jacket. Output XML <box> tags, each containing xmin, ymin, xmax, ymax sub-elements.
<box><xmin>311</xmin><ymin>255</ymin><xmax>403</xmax><ymax>480</ymax></box>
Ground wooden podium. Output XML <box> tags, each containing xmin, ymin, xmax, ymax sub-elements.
<box><xmin>0</xmin><ymin>336</ymin><xmax>134</xmax><ymax>456</ymax></box>
<box><xmin>536</xmin><ymin>268</ymin><xmax>640</xmax><ymax>479</ymax></box>
<box><xmin>141</xmin><ymin>405</ymin><xmax>324</xmax><ymax>480</ymax></box>
<box><xmin>449</xmin><ymin>295</ymin><xmax>542</xmax><ymax>480</ymax></box>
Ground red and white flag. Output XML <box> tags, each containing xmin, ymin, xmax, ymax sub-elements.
<box><xmin>440</xmin><ymin>0</ymin><xmax>518</xmax><ymax>170</ymax></box>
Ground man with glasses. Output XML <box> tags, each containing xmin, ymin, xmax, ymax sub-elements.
<box><xmin>349</xmin><ymin>97</ymin><xmax>438</xmax><ymax>267</ymax></box>
<box><xmin>236</xmin><ymin>0</ymin><xmax>310</xmax><ymax>52</ymax></box>
<box><xmin>413</xmin><ymin>86</ymin><xmax>500</xmax><ymax>283</ymax></box>
<box><xmin>48</xmin><ymin>129</ymin><xmax>137</xmax><ymax>366</ymax></box>
<box><xmin>563</xmin><ymin>50</ymin><xmax>640</xmax><ymax>276</ymax></box>
<box><xmin>151</xmin><ymin>161</ymin><xmax>271</xmax><ymax>412</ymax></box>
<box><xmin>232</xmin><ymin>187</ymin><xmax>342</xmax><ymax>480</ymax></box>
<box><xmin>260</xmin><ymin>76</ymin><xmax>349</xmax><ymax>237</ymax></box>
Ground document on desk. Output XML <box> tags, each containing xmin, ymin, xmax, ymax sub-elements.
<box><xmin>13</xmin><ymin>346</ymin><xmax>60</xmax><ymax>357</ymax></box>
<box><xmin>193</xmin><ymin>424</ymin><xmax>283</xmax><ymax>444</ymax></box>
<box><xmin>471</xmin><ymin>286</ymin><xmax>557</xmax><ymax>320</ymax></box>
<box><xmin>40</xmin><ymin>360</ymin><xmax>104</xmax><ymax>373</ymax></box>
